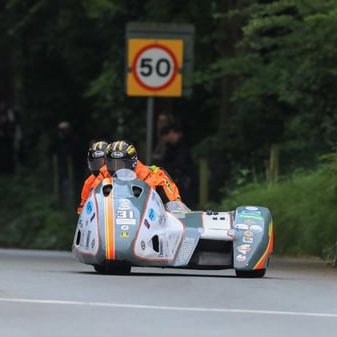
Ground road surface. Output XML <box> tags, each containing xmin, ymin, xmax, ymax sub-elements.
<box><xmin>0</xmin><ymin>249</ymin><xmax>336</xmax><ymax>337</ymax></box>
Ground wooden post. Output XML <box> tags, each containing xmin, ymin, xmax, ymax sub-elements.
<box><xmin>269</xmin><ymin>144</ymin><xmax>279</xmax><ymax>183</ymax></box>
<box><xmin>52</xmin><ymin>154</ymin><xmax>59</xmax><ymax>200</ymax></box>
<box><xmin>333</xmin><ymin>241</ymin><xmax>337</xmax><ymax>268</ymax></box>
<box><xmin>67</xmin><ymin>155</ymin><xmax>75</xmax><ymax>210</ymax></box>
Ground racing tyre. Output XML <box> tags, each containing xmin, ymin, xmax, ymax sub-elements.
<box><xmin>94</xmin><ymin>264</ymin><xmax>131</xmax><ymax>275</ymax></box>
<box><xmin>235</xmin><ymin>269</ymin><xmax>266</xmax><ymax>278</ymax></box>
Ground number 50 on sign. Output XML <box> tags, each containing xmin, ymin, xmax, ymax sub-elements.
<box><xmin>127</xmin><ymin>39</ymin><xmax>183</xmax><ymax>97</ymax></box>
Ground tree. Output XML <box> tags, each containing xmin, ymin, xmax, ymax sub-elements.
<box><xmin>197</xmin><ymin>0</ymin><xmax>337</xmax><ymax>181</ymax></box>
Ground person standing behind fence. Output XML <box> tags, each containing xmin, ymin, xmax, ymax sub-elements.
<box><xmin>152</xmin><ymin>111</ymin><xmax>174</xmax><ymax>164</ymax></box>
<box><xmin>158</xmin><ymin>124</ymin><xmax>195</xmax><ymax>206</ymax></box>
<box><xmin>53</xmin><ymin>121</ymin><xmax>82</xmax><ymax>209</ymax></box>
<box><xmin>0</xmin><ymin>102</ymin><xmax>16</xmax><ymax>174</ymax></box>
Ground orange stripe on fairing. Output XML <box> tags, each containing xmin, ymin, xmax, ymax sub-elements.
<box><xmin>253</xmin><ymin>221</ymin><xmax>273</xmax><ymax>270</ymax></box>
<box><xmin>104</xmin><ymin>178</ymin><xmax>115</xmax><ymax>260</ymax></box>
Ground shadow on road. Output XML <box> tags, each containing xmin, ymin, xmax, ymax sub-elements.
<box><xmin>70</xmin><ymin>270</ymin><xmax>281</xmax><ymax>279</ymax></box>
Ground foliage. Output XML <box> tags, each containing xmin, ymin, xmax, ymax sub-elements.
<box><xmin>198</xmin><ymin>0</ymin><xmax>337</xmax><ymax>169</ymax></box>
<box><xmin>0</xmin><ymin>171</ymin><xmax>75</xmax><ymax>250</ymax></box>
<box><xmin>1</xmin><ymin>0</ymin><xmax>337</xmax><ymax>254</ymax></box>
<box><xmin>217</xmin><ymin>154</ymin><xmax>337</xmax><ymax>258</ymax></box>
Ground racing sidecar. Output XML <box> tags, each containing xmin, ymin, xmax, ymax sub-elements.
<box><xmin>72</xmin><ymin>169</ymin><xmax>273</xmax><ymax>278</ymax></box>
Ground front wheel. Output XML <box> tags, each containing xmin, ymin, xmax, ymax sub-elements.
<box><xmin>94</xmin><ymin>264</ymin><xmax>131</xmax><ymax>275</ymax></box>
<box><xmin>235</xmin><ymin>269</ymin><xmax>266</xmax><ymax>278</ymax></box>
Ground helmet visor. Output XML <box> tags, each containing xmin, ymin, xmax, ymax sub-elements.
<box><xmin>106</xmin><ymin>158</ymin><xmax>134</xmax><ymax>173</ymax></box>
<box><xmin>88</xmin><ymin>157</ymin><xmax>105</xmax><ymax>172</ymax></box>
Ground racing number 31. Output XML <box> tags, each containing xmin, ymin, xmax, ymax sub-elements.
<box><xmin>133</xmin><ymin>44</ymin><xmax>178</xmax><ymax>91</ymax></box>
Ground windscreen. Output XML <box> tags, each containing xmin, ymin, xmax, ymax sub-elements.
<box><xmin>113</xmin><ymin>168</ymin><xmax>137</xmax><ymax>181</ymax></box>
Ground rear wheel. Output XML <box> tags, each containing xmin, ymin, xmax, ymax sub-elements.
<box><xmin>235</xmin><ymin>269</ymin><xmax>266</xmax><ymax>278</ymax></box>
<box><xmin>94</xmin><ymin>264</ymin><xmax>131</xmax><ymax>275</ymax></box>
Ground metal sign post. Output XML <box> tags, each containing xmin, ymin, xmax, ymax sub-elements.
<box><xmin>126</xmin><ymin>23</ymin><xmax>194</xmax><ymax>163</ymax></box>
<box><xmin>146</xmin><ymin>96</ymin><xmax>154</xmax><ymax>165</ymax></box>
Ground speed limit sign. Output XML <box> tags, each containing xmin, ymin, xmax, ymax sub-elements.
<box><xmin>127</xmin><ymin>39</ymin><xmax>183</xmax><ymax>96</ymax></box>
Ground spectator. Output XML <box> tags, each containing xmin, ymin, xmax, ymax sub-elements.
<box><xmin>152</xmin><ymin>111</ymin><xmax>174</xmax><ymax>164</ymax></box>
<box><xmin>0</xmin><ymin>102</ymin><xmax>16</xmax><ymax>174</ymax></box>
<box><xmin>159</xmin><ymin>124</ymin><xmax>196</xmax><ymax>206</ymax></box>
<box><xmin>53</xmin><ymin>121</ymin><xmax>83</xmax><ymax>209</ymax></box>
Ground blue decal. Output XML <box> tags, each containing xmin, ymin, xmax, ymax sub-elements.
<box><xmin>86</xmin><ymin>201</ymin><xmax>93</xmax><ymax>215</ymax></box>
<box><xmin>240</xmin><ymin>210</ymin><xmax>261</xmax><ymax>216</ymax></box>
<box><xmin>148</xmin><ymin>208</ymin><xmax>156</xmax><ymax>222</ymax></box>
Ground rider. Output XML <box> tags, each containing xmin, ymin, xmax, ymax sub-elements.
<box><xmin>77</xmin><ymin>140</ymin><xmax>108</xmax><ymax>214</ymax></box>
<box><xmin>104</xmin><ymin>140</ymin><xmax>182</xmax><ymax>203</ymax></box>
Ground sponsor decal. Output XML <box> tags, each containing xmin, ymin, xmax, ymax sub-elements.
<box><xmin>165</xmin><ymin>181</ymin><xmax>173</xmax><ymax>193</ymax></box>
<box><xmin>244</xmin><ymin>230</ymin><xmax>254</xmax><ymax>237</ymax></box>
<box><xmin>91</xmin><ymin>238</ymin><xmax>95</xmax><ymax>249</ymax></box>
<box><xmin>244</xmin><ymin>219</ymin><xmax>256</xmax><ymax>226</ymax></box>
<box><xmin>245</xmin><ymin>206</ymin><xmax>259</xmax><ymax>211</ymax></box>
<box><xmin>144</xmin><ymin>219</ymin><xmax>150</xmax><ymax>229</ymax></box>
<box><xmin>148</xmin><ymin>208</ymin><xmax>156</xmax><ymax>222</ymax></box>
<box><xmin>176</xmin><ymin>237</ymin><xmax>196</xmax><ymax>264</ymax></box>
<box><xmin>243</xmin><ymin>237</ymin><xmax>253</xmax><ymax>244</ymax></box>
<box><xmin>92</xmin><ymin>150</ymin><xmax>105</xmax><ymax>158</ymax></box>
<box><xmin>116</xmin><ymin>210</ymin><xmax>136</xmax><ymax>225</ymax></box>
<box><xmin>80</xmin><ymin>230</ymin><xmax>85</xmax><ymax>246</ymax></box>
<box><xmin>85</xmin><ymin>220</ymin><xmax>89</xmax><ymax>227</ymax></box>
<box><xmin>238</xmin><ymin>214</ymin><xmax>263</xmax><ymax>221</ymax></box>
<box><xmin>119</xmin><ymin>199</ymin><xmax>132</xmax><ymax>210</ymax></box>
<box><xmin>236</xmin><ymin>254</ymin><xmax>246</xmax><ymax>262</ymax></box>
<box><xmin>90</xmin><ymin>212</ymin><xmax>96</xmax><ymax>222</ymax></box>
<box><xmin>116</xmin><ymin>218</ymin><xmax>136</xmax><ymax>225</ymax></box>
<box><xmin>234</xmin><ymin>223</ymin><xmax>249</xmax><ymax>230</ymax></box>
<box><xmin>240</xmin><ymin>210</ymin><xmax>262</xmax><ymax>216</ymax></box>
<box><xmin>111</xmin><ymin>151</ymin><xmax>123</xmax><ymax>158</ymax></box>
<box><xmin>237</xmin><ymin>244</ymin><xmax>252</xmax><ymax>254</ymax></box>
<box><xmin>141</xmin><ymin>241</ymin><xmax>146</xmax><ymax>250</ymax></box>
<box><xmin>121</xmin><ymin>231</ymin><xmax>129</xmax><ymax>238</ymax></box>
<box><xmin>78</xmin><ymin>219</ymin><xmax>83</xmax><ymax>229</ymax></box>
<box><xmin>158</xmin><ymin>214</ymin><xmax>166</xmax><ymax>227</ymax></box>
<box><xmin>86</xmin><ymin>201</ymin><xmax>93</xmax><ymax>215</ymax></box>
<box><xmin>86</xmin><ymin>230</ymin><xmax>92</xmax><ymax>248</ymax></box>
<box><xmin>121</xmin><ymin>225</ymin><xmax>129</xmax><ymax>231</ymax></box>
<box><xmin>250</xmin><ymin>225</ymin><xmax>263</xmax><ymax>233</ymax></box>
<box><xmin>159</xmin><ymin>239</ymin><xmax>164</xmax><ymax>257</ymax></box>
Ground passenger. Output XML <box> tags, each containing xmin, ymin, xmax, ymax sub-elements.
<box><xmin>105</xmin><ymin>140</ymin><xmax>181</xmax><ymax>203</ymax></box>
<box><xmin>77</xmin><ymin>141</ymin><xmax>108</xmax><ymax>214</ymax></box>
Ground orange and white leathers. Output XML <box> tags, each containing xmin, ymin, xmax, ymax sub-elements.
<box><xmin>77</xmin><ymin>160</ymin><xmax>181</xmax><ymax>214</ymax></box>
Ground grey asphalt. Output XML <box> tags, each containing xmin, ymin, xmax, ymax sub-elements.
<box><xmin>0</xmin><ymin>249</ymin><xmax>336</xmax><ymax>337</ymax></box>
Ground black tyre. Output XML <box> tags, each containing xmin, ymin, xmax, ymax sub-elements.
<box><xmin>93</xmin><ymin>264</ymin><xmax>131</xmax><ymax>275</ymax></box>
<box><xmin>94</xmin><ymin>265</ymin><xmax>107</xmax><ymax>274</ymax></box>
<box><xmin>235</xmin><ymin>269</ymin><xmax>266</xmax><ymax>278</ymax></box>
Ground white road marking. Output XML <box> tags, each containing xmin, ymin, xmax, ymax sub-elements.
<box><xmin>0</xmin><ymin>297</ymin><xmax>336</xmax><ymax>318</ymax></box>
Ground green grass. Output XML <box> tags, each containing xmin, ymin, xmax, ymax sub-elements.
<box><xmin>1</xmin><ymin>156</ymin><xmax>336</xmax><ymax>258</ymax></box>
<box><xmin>0</xmin><ymin>172</ymin><xmax>75</xmax><ymax>250</ymax></box>
<box><xmin>217</xmin><ymin>158</ymin><xmax>337</xmax><ymax>258</ymax></box>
